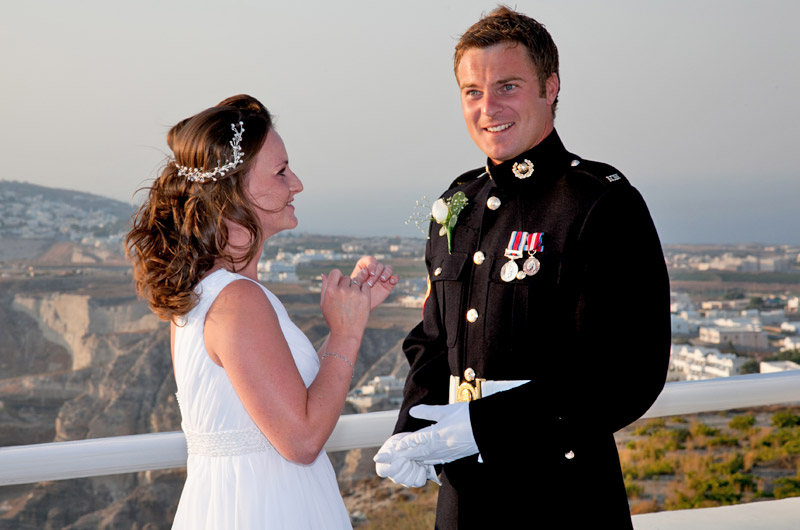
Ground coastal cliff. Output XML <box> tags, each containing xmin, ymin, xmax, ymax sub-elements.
<box><xmin>0</xmin><ymin>269</ymin><xmax>415</xmax><ymax>528</ymax></box>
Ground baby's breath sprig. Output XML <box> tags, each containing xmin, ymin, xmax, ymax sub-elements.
<box><xmin>406</xmin><ymin>192</ymin><xmax>468</xmax><ymax>254</ymax></box>
<box><xmin>432</xmin><ymin>192</ymin><xmax>468</xmax><ymax>254</ymax></box>
<box><xmin>405</xmin><ymin>196</ymin><xmax>434</xmax><ymax>236</ymax></box>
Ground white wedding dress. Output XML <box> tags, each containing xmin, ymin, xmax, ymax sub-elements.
<box><xmin>171</xmin><ymin>269</ymin><xmax>352</xmax><ymax>529</ymax></box>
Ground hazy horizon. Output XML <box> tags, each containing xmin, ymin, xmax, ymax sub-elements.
<box><xmin>2</xmin><ymin>1</ymin><xmax>798</xmax><ymax>245</ymax></box>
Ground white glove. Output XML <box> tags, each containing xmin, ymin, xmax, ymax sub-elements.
<box><xmin>374</xmin><ymin>402</ymin><xmax>479</xmax><ymax>466</ymax></box>
<box><xmin>374</xmin><ymin>454</ymin><xmax>441</xmax><ymax>487</ymax></box>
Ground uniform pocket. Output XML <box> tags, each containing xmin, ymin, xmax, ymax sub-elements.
<box><xmin>485</xmin><ymin>246</ymin><xmax>560</xmax><ymax>363</ymax></box>
<box><xmin>430</xmin><ymin>251</ymin><xmax>469</xmax><ymax>348</ymax></box>
<box><xmin>484</xmin><ymin>257</ymin><xmax>530</xmax><ymax>356</ymax></box>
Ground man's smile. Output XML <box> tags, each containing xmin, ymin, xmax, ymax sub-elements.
<box><xmin>485</xmin><ymin>122</ymin><xmax>514</xmax><ymax>133</ymax></box>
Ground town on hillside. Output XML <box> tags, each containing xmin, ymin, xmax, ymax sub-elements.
<box><xmin>2</xmin><ymin>181</ymin><xmax>800</xmax><ymax>526</ymax></box>
<box><xmin>2</xmin><ymin>180</ymin><xmax>800</xmax><ymax>402</ymax></box>
<box><xmin>2</xmin><ymin>180</ymin><xmax>799</xmax><ymax>407</ymax></box>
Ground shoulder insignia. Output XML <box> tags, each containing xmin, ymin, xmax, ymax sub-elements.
<box><xmin>567</xmin><ymin>158</ymin><xmax>629</xmax><ymax>187</ymax></box>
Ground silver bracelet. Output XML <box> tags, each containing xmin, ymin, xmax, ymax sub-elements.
<box><xmin>321</xmin><ymin>352</ymin><xmax>355</xmax><ymax>378</ymax></box>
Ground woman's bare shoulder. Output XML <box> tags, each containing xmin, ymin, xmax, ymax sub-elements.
<box><xmin>208</xmin><ymin>278</ymin><xmax>274</xmax><ymax>319</ymax></box>
<box><xmin>204</xmin><ymin>278</ymin><xmax>285</xmax><ymax>364</ymax></box>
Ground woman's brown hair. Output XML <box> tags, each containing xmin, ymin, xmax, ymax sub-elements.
<box><xmin>126</xmin><ymin>94</ymin><xmax>273</xmax><ymax>321</ymax></box>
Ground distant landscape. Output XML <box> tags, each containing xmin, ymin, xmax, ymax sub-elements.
<box><xmin>0</xmin><ymin>181</ymin><xmax>798</xmax><ymax>528</ymax></box>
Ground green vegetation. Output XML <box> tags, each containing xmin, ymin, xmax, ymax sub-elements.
<box><xmin>774</xmin><ymin>472</ymin><xmax>800</xmax><ymax>499</ymax></box>
<box><xmin>668</xmin><ymin>270</ymin><xmax>800</xmax><ymax>284</ymax></box>
<box><xmin>361</xmin><ymin>409</ymin><xmax>800</xmax><ymax>523</ymax></box>
<box><xmin>747</xmin><ymin>296</ymin><xmax>764</xmax><ymax>310</ymax></box>
<box><xmin>690</xmin><ymin>422</ymin><xmax>720</xmax><ymax>438</ymax></box>
<box><xmin>739</xmin><ymin>360</ymin><xmax>760</xmax><ymax>375</ymax></box>
<box><xmin>765</xmin><ymin>350</ymin><xmax>800</xmax><ymax>365</ymax></box>
<box><xmin>771</xmin><ymin>411</ymin><xmax>800</xmax><ymax>428</ymax></box>
<box><xmin>729</xmin><ymin>415</ymin><xmax>756</xmax><ymax>431</ymax></box>
<box><xmin>723</xmin><ymin>289</ymin><xmax>746</xmax><ymax>300</ymax></box>
<box><xmin>621</xmin><ymin>408</ymin><xmax>800</xmax><ymax>514</ymax></box>
<box><xmin>358</xmin><ymin>482</ymin><xmax>438</xmax><ymax>529</ymax></box>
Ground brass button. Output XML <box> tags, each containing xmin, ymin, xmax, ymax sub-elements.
<box><xmin>473</xmin><ymin>251</ymin><xmax>485</xmax><ymax>265</ymax></box>
<box><xmin>486</xmin><ymin>196</ymin><xmax>501</xmax><ymax>210</ymax></box>
<box><xmin>466</xmin><ymin>309</ymin><xmax>479</xmax><ymax>323</ymax></box>
<box><xmin>434</xmin><ymin>267</ymin><xmax>443</xmax><ymax>276</ymax></box>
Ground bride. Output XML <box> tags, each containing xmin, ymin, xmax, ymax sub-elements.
<box><xmin>126</xmin><ymin>94</ymin><xmax>397</xmax><ymax>529</ymax></box>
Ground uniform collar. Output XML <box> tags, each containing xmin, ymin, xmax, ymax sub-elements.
<box><xmin>484</xmin><ymin>129</ymin><xmax>571</xmax><ymax>190</ymax></box>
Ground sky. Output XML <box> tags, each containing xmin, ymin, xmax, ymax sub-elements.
<box><xmin>2</xmin><ymin>0</ymin><xmax>799</xmax><ymax>245</ymax></box>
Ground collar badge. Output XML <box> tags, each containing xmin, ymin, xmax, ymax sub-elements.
<box><xmin>512</xmin><ymin>159</ymin><xmax>534</xmax><ymax>179</ymax></box>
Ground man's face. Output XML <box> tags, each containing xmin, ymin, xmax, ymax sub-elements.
<box><xmin>457</xmin><ymin>42</ymin><xmax>559</xmax><ymax>164</ymax></box>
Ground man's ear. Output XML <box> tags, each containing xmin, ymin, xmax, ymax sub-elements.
<box><xmin>545</xmin><ymin>73</ymin><xmax>559</xmax><ymax>105</ymax></box>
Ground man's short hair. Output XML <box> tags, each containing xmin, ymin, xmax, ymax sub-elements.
<box><xmin>455</xmin><ymin>6</ymin><xmax>560</xmax><ymax>113</ymax></box>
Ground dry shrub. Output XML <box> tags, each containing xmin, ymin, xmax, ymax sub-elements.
<box><xmin>359</xmin><ymin>484</ymin><xmax>438</xmax><ymax>530</ymax></box>
<box><xmin>630</xmin><ymin>499</ymin><xmax>660</xmax><ymax>514</ymax></box>
<box><xmin>678</xmin><ymin>452</ymin><xmax>714</xmax><ymax>475</ymax></box>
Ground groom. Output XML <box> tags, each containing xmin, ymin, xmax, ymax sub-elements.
<box><xmin>375</xmin><ymin>7</ymin><xmax>670</xmax><ymax>529</ymax></box>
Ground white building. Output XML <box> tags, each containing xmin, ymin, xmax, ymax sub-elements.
<box><xmin>701</xmin><ymin>299</ymin><xmax>749</xmax><ymax>311</ymax></box>
<box><xmin>671</xmin><ymin>314</ymin><xmax>691</xmax><ymax>336</ymax></box>
<box><xmin>760</xmin><ymin>257</ymin><xmax>792</xmax><ymax>272</ymax></box>
<box><xmin>670</xmin><ymin>292</ymin><xmax>693</xmax><ymax>313</ymax></box>
<box><xmin>782</xmin><ymin>336</ymin><xmax>800</xmax><ymax>352</ymax></box>
<box><xmin>699</xmin><ymin>322</ymin><xmax>769</xmax><ymax>350</ymax></box>
<box><xmin>669</xmin><ymin>344</ymin><xmax>747</xmax><ymax>381</ymax></box>
<box><xmin>760</xmin><ymin>360</ymin><xmax>800</xmax><ymax>373</ymax></box>
<box><xmin>348</xmin><ymin>375</ymin><xmax>405</xmax><ymax>410</ymax></box>
<box><xmin>759</xmin><ymin>309</ymin><xmax>787</xmax><ymax>326</ymax></box>
<box><xmin>780</xmin><ymin>322</ymin><xmax>799</xmax><ymax>334</ymax></box>
<box><xmin>788</xmin><ymin>297</ymin><xmax>799</xmax><ymax>313</ymax></box>
<box><xmin>257</xmin><ymin>259</ymin><xmax>298</xmax><ymax>283</ymax></box>
<box><xmin>397</xmin><ymin>295</ymin><xmax>425</xmax><ymax>308</ymax></box>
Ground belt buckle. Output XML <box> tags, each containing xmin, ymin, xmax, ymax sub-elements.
<box><xmin>455</xmin><ymin>368</ymin><xmax>485</xmax><ymax>402</ymax></box>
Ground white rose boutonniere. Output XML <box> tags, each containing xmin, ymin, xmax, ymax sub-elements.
<box><xmin>432</xmin><ymin>191</ymin><xmax>468</xmax><ymax>254</ymax></box>
<box><xmin>431</xmin><ymin>199</ymin><xmax>450</xmax><ymax>225</ymax></box>
<box><xmin>406</xmin><ymin>192</ymin><xmax>468</xmax><ymax>254</ymax></box>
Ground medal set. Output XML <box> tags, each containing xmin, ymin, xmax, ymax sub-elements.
<box><xmin>500</xmin><ymin>231</ymin><xmax>544</xmax><ymax>282</ymax></box>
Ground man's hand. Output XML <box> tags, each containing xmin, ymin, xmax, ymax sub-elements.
<box><xmin>375</xmin><ymin>456</ymin><xmax>441</xmax><ymax>488</ymax></box>
<box><xmin>374</xmin><ymin>402</ymin><xmax>479</xmax><ymax>466</ymax></box>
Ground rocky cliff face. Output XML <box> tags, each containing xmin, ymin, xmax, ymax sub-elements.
<box><xmin>0</xmin><ymin>274</ymin><xmax>182</xmax><ymax>529</ymax></box>
<box><xmin>12</xmin><ymin>291</ymin><xmax>161</xmax><ymax>371</ymax></box>
<box><xmin>0</xmin><ymin>273</ymin><xmax>417</xmax><ymax>529</ymax></box>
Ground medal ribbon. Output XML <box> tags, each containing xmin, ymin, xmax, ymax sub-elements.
<box><xmin>525</xmin><ymin>232</ymin><xmax>544</xmax><ymax>253</ymax></box>
<box><xmin>505</xmin><ymin>231</ymin><xmax>526</xmax><ymax>259</ymax></box>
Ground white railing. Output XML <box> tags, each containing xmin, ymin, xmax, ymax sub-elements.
<box><xmin>2</xmin><ymin>371</ymin><xmax>799</xmax><ymax>487</ymax></box>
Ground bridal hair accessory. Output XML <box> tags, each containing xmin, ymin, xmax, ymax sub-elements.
<box><xmin>175</xmin><ymin>121</ymin><xmax>246</xmax><ymax>183</ymax></box>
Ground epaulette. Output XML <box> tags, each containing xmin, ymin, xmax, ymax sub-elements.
<box><xmin>567</xmin><ymin>158</ymin><xmax>630</xmax><ymax>187</ymax></box>
<box><xmin>447</xmin><ymin>167</ymin><xmax>487</xmax><ymax>190</ymax></box>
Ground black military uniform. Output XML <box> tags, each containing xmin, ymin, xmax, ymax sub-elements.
<box><xmin>395</xmin><ymin>130</ymin><xmax>671</xmax><ymax>529</ymax></box>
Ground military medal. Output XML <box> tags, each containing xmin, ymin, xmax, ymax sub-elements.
<box><xmin>501</xmin><ymin>231</ymin><xmax>526</xmax><ymax>282</ymax></box>
<box><xmin>522</xmin><ymin>256</ymin><xmax>540</xmax><ymax>276</ymax></box>
<box><xmin>522</xmin><ymin>232</ymin><xmax>544</xmax><ymax>276</ymax></box>
<box><xmin>500</xmin><ymin>259</ymin><xmax>518</xmax><ymax>282</ymax></box>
